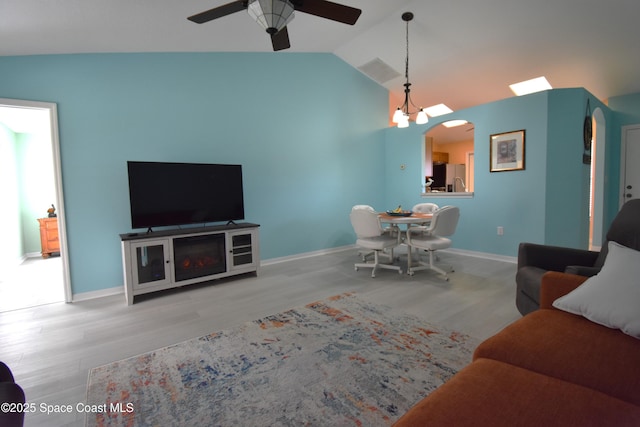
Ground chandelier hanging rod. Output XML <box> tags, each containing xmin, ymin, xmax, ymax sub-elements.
<box><xmin>392</xmin><ymin>12</ymin><xmax>428</xmax><ymax>128</ymax></box>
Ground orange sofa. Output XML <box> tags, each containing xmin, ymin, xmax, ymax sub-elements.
<box><xmin>394</xmin><ymin>272</ymin><xmax>640</xmax><ymax>427</ymax></box>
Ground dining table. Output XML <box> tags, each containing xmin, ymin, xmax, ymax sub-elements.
<box><xmin>378</xmin><ymin>212</ymin><xmax>433</xmax><ymax>226</ymax></box>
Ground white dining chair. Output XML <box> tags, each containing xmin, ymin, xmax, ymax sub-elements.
<box><xmin>350</xmin><ymin>205</ymin><xmax>402</xmax><ymax>277</ymax></box>
<box><xmin>411</xmin><ymin>203</ymin><xmax>439</xmax><ymax>214</ymax></box>
<box><xmin>406</xmin><ymin>206</ymin><xmax>460</xmax><ymax>280</ymax></box>
<box><xmin>407</xmin><ymin>203</ymin><xmax>439</xmax><ymax>254</ymax></box>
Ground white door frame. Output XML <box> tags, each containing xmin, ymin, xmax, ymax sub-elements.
<box><xmin>620</xmin><ymin>124</ymin><xmax>640</xmax><ymax>209</ymax></box>
<box><xmin>590</xmin><ymin>108</ymin><xmax>606</xmax><ymax>249</ymax></box>
<box><xmin>466</xmin><ymin>151</ymin><xmax>474</xmax><ymax>192</ymax></box>
<box><xmin>0</xmin><ymin>97</ymin><xmax>72</xmax><ymax>303</ymax></box>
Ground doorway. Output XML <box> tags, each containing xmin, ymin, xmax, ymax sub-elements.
<box><xmin>620</xmin><ymin>124</ymin><xmax>640</xmax><ymax>206</ymax></box>
<box><xmin>0</xmin><ymin>98</ymin><xmax>71</xmax><ymax>311</ymax></box>
<box><xmin>588</xmin><ymin>108</ymin><xmax>606</xmax><ymax>250</ymax></box>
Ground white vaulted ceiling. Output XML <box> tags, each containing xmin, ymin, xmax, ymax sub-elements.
<box><xmin>3</xmin><ymin>0</ymin><xmax>640</xmax><ymax>124</ymax></box>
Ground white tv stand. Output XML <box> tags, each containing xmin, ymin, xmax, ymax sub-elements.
<box><xmin>120</xmin><ymin>223</ymin><xmax>259</xmax><ymax>305</ymax></box>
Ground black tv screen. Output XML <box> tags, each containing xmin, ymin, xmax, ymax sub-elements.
<box><xmin>127</xmin><ymin>161</ymin><xmax>245</xmax><ymax>229</ymax></box>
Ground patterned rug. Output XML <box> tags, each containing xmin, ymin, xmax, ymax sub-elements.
<box><xmin>86</xmin><ymin>293</ymin><xmax>478</xmax><ymax>426</ymax></box>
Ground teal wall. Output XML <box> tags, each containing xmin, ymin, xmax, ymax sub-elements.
<box><xmin>0</xmin><ymin>53</ymin><xmax>388</xmax><ymax>295</ymax></box>
<box><xmin>0</xmin><ymin>123</ymin><xmax>23</xmax><ymax>265</ymax></box>
<box><xmin>545</xmin><ymin>89</ymin><xmax>590</xmax><ymax>248</ymax></box>
<box><xmin>609</xmin><ymin>92</ymin><xmax>640</xmax><ymax>118</ymax></box>
<box><xmin>16</xmin><ymin>132</ymin><xmax>56</xmax><ymax>254</ymax></box>
<box><xmin>383</xmin><ymin>88</ymin><xmax>618</xmax><ymax>258</ymax></box>
<box><xmin>0</xmin><ymin>127</ymin><xmax>52</xmax><ymax>263</ymax></box>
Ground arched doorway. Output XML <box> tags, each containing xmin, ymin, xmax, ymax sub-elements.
<box><xmin>589</xmin><ymin>107</ymin><xmax>606</xmax><ymax>249</ymax></box>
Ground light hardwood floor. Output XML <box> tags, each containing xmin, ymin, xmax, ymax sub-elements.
<box><xmin>0</xmin><ymin>256</ymin><xmax>65</xmax><ymax>312</ymax></box>
<box><xmin>0</xmin><ymin>248</ymin><xmax>520</xmax><ymax>427</ymax></box>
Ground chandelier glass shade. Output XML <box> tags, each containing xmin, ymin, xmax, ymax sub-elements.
<box><xmin>392</xmin><ymin>12</ymin><xmax>428</xmax><ymax>128</ymax></box>
<box><xmin>247</xmin><ymin>0</ymin><xmax>295</xmax><ymax>34</ymax></box>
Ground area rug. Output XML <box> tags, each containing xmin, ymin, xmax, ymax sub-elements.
<box><xmin>86</xmin><ymin>293</ymin><xmax>478</xmax><ymax>426</ymax></box>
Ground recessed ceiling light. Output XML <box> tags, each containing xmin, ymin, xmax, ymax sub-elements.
<box><xmin>424</xmin><ymin>104</ymin><xmax>454</xmax><ymax>117</ymax></box>
<box><xmin>509</xmin><ymin>76</ymin><xmax>552</xmax><ymax>96</ymax></box>
<box><xmin>442</xmin><ymin>120</ymin><xmax>468</xmax><ymax>128</ymax></box>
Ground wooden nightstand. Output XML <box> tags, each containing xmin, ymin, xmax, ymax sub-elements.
<box><xmin>38</xmin><ymin>217</ymin><xmax>60</xmax><ymax>258</ymax></box>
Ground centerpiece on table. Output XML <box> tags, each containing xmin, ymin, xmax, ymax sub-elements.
<box><xmin>386</xmin><ymin>205</ymin><xmax>412</xmax><ymax>217</ymax></box>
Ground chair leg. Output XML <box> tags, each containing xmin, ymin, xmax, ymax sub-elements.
<box><xmin>428</xmin><ymin>251</ymin><xmax>449</xmax><ymax>279</ymax></box>
<box><xmin>371</xmin><ymin>251</ymin><xmax>379</xmax><ymax>277</ymax></box>
<box><xmin>408</xmin><ymin>250</ymin><xmax>452</xmax><ymax>280</ymax></box>
<box><xmin>354</xmin><ymin>248</ymin><xmax>402</xmax><ymax>277</ymax></box>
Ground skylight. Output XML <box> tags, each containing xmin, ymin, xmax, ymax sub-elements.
<box><xmin>442</xmin><ymin>120</ymin><xmax>468</xmax><ymax>128</ymax></box>
<box><xmin>509</xmin><ymin>76</ymin><xmax>552</xmax><ymax>96</ymax></box>
<box><xmin>424</xmin><ymin>103</ymin><xmax>453</xmax><ymax>117</ymax></box>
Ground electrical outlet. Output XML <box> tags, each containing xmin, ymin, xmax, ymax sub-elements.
<box><xmin>497</xmin><ymin>226</ymin><xmax>504</xmax><ymax>236</ymax></box>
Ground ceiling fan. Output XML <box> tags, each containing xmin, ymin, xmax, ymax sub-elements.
<box><xmin>188</xmin><ymin>0</ymin><xmax>362</xmax><ymax>51</ymax></box>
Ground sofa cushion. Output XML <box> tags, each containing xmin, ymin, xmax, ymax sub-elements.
<box><xmin>474</xmin><ymin>309</ymin><xmax>640</xmax><ymax>406</ymax></box>
<box><xmin>553</xmin><ymin>241</ymin><xmax>640</xmax><ymax>338</ymax></box>
<box><xmin>394</xmin><ymin>358</ymin><xmax>640</xmax><ymax>427</ymax></box>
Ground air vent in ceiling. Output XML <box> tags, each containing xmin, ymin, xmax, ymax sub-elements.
<box><xmin>357</xmin><ymin>58</ymin><xmax>401</xmax><ymax>84</ymax></box>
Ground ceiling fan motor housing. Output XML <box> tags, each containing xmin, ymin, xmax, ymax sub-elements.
<box><xmin>248</xmin><ymin>0</ymin><xmax>295</xmax><ymax>34</ymax></box>
<box><xmin>188</xmin><ymin>0</ymin><xmax>361</xmax><ymax>51</ymax></box>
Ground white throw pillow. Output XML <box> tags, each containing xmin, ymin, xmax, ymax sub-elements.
<box><xmin>553</xmin><ymin>241</ymin><xmax>640</xmax><ymax>339</ymax></box>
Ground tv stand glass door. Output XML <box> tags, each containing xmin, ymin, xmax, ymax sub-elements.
<box><xmin>130</xmin><ymin>240</ymin><xmax>171</xmax><ymax>288</ymax></box>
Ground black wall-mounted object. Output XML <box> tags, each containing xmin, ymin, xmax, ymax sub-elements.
<box><xmin>583</xmin><ymin>99</ymin><xmax>592</xmax><ymax>164</ymax></box>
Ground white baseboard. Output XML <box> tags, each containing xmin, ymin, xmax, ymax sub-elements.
<box><xmin>25</xmin><ymin>251</ymin><xmax>43</xmax><ymax>259</ymax></box>
<box><xmin>72</xmin><ymin>247</ymin><xmax>356</xmax><ymax>302</ymax></box>
<box><xmin>261</xmin><ymin>245</ymin><xmax>355</xmax><ymax>266</ymax></box>
<box><xmin>72</xmin><ymin>286</ymin><xmax>123</xmax><ymax>302</ymax></box>
<box><xmin>443</xmin><ymin>247</ymin><xmax>517</xmax><ymax>264</ymax></box>
<box><xmin>261</xmin><ymin>244</ymin><xmax>516</xmax><ymax>265</ymax></box>
<box><xmin>72</xmin><ymin>246</ymin><xmax>513</xmax><ymax>302</ymax></box>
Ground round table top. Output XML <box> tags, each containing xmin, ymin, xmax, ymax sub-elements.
<box><xmin>378</xmin><ymin>212</ymin><xmax>433</xmax><ymax>224</ymax></box>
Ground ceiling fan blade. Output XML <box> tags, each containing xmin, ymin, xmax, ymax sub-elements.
<box><xmin>292</xmin><ymin>0</ymin><xmax>361</xmax><ymax>25</ymax></box>
<box><xmin>271</xmin><ymin>26</ymin><xmax>291</xmax><ymax>51</ymax></box>
<box><xmin>188</xmin><ymin>1</ymin><xmax>247</xmax><ymax>24</ymax></box>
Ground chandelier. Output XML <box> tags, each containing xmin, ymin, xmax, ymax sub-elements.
<box><xmin>392</xmin><ymin>12</ymin><xmax>428</xmax><ymax>128</ymax></box>
<box><xmin>247</xmin><ymin>0</ymin><xmax>295</xmax><ymax>35</ymax></box>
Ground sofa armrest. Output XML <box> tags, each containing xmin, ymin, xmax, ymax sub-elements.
<box><xmin>539</xmin><ymin>271</ymin><xmax>588</xmax><ymax>309</ymax></box>
<box><xmin>0</xmin><ymin>362</ymin><xmax>25</xmax><ymax>427</ymax></box>
<box><xmin>0</xmin><ymin>362</ymin><xmax>15</xmax><ymax>383</ymax></box>
<box><xmin>564</xmin><ymin>265</ymin><xmax>601</xmax><ymax>277</ymax></box>
<box><xmin>517</xmin><ymin>242</ymin><xmax>599</xmax><ymax>272</ymax></box>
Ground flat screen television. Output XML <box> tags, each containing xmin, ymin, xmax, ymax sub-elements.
<box><xmin>127</xmin><ymin>161</ymin><xmax>245</xmax><ymax>230</ymax></box>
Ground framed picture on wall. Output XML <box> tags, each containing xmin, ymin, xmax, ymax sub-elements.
<box><xmin>490</xmin><ymin>130</ymin><xmax>525</xmax><ymax>172</ymax></box>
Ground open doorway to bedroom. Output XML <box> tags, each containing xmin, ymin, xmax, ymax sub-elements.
<box><xmin>0</xmin><ymin>98</ymin><xmax>70</xmax><ymax>312</ymax></box>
